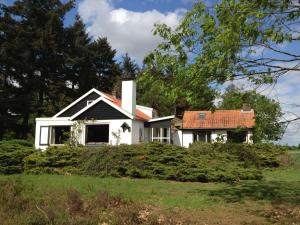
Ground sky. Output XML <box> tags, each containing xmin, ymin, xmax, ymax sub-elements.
<box><xmin>3</xmin><ymin>0</ymin><xmax>300</xmax><ymax>145</ymax></box>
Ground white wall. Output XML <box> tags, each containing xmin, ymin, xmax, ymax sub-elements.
<box><xmin>181</xmin><ymin>130</ymin><xmax>194</xmax><ymax>148</ymax></box>
<box><xmin>35</xmin><ymin>118</ymin><xmax>73</xmax><ymax>150</ymax></box>
<box><xmin>35</xmin><ymin>118</ymin><xmax>134</xmax><ymax>150</ymax></box>
<box><xmin>173</xmin><ymin>130</ymin><xmax>182</xmax><ymax>147</ymax></box>
<box><xmin>178</xmin><ymin>129</ymin><xmax>253</xmax><ymax>146</ymax></box>
<box><xmin>131</xmin><ymin>120</ymin><xmax>145</xmax><ymax>144</ymax></box>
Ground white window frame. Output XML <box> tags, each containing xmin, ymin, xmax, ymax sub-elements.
<box><xmin>39</xmin><ymin>126</ymin><xmax>49</xmax><ymax>146</ymax></box>
<box><xmin>151</xmin><ymin>127</ymin><xmax>171</xmax><ymax>144</ymax></box>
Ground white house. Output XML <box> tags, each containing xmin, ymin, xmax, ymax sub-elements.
<box><xmin>35</xmin><ymin>80</ymin><xmax>255</xmax><ymax>150</ymax></box>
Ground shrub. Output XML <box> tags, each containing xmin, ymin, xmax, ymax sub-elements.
<box><xmin>18</xmin><ymin>141</ymin><xmax>288</xmax><ymax>182</ymax></box>
<box><xmin>0</xmin><ymin>139</ymin><xmax>35</xmax><ymax>174</ymax></box>
<box><xmin>189</xmin><ymin>142</ymin><xmax>287</xmax><ymax>168</ymax></box>
<box><xmin>78</xmin><ymin>142</ymin><xmax>267</xmax><ymax>182</ymax></box>
<box><xmin>24</xmin><ymin>146</ymin><xmax>87</xmax><ymax>174</ymax></box>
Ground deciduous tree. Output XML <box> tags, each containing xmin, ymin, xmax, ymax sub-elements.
<box><xmin>219</xmin><ymin>85</ymin><xmax>284</xmax><ymax>142</ymax></box>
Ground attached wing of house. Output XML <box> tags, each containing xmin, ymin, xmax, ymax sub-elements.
<box><xmin>34</xmin><ymin>80</ymin><xmax>255</xmax><ymax>150</ymax></box>
<box><xmin>181</xmin><ymin>110</ymin><xmax>255</xmax><ymax>147</ymax></box>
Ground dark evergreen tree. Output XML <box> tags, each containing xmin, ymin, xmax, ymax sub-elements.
<box><xmin>65</xmin><ymin>20</ymin><xmax>120</xmax><ymax>95</ymax></box>
<box><xmin>0</xmin><ymin>0</ymin><xmax>73</xmax><ymax>138</ymax></box>
<box><xmin>64</xmin><ymin>15</ymin><xmax>92</xmax><ymax>96</ymax></box>
<box><xmin>88</xmin><ymin>38</ymin><xmax>120</xmax><ymax>93</ymax></box>
<box><xmin>121</xmin><ymin>53</ymin><xmax>138</xmax><ymax>80</ymax></box>
<box><xmin>0</xmin><ymin>1</ymin><xmax>124</xmax><ymax>139</ymax></box>
<box><xmin>112</xmin><ymin>54</ymin><xmax>139</xmax><ymax>98</ymax></box>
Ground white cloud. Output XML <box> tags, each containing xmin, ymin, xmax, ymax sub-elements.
<box><xmin>78</xmin><ymin>0</ymin><xmax>185</xmax><ymax>61</ymax></box>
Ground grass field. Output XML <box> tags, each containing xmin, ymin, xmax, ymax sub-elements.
<box><xmin>1</xmin><ymin>151</ymin><xmax>300</xmax><ymax>224</ymax></box>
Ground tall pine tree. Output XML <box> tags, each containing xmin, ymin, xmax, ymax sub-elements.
<box><xmin>0</xmin><ymin>1</ymin><xmax>126</xmax><ymax>139</ymax></box>
<box><xmin>0</xmin><ymin>0</ymin><xmax>73</xmax><ymax>138</ymax></box>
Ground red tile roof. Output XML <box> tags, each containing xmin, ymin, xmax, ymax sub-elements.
<box><xmin>100</xmin><ymin>92</ymin><xmax>151</xmax><ymax>121</ymax></box>
<box><xmin>183</xmin><ymin>110</ymin><xmax>255</xmax><ymax>129</ymax></box>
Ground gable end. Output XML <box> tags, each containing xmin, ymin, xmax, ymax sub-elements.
<box><xmin>73</xmin><ymin>100</ymin><xmax>130</xmax><ymax>120</ymax></box>
<box><xmin>58</xmin><ymin>92</ymin><xmax>100</xmax><ymax>117</ymax></box>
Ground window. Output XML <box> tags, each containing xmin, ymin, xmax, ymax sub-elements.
<box><xmin>227</xmin><ymin>131</ymin><xmax>247</xmax><ymax>143</ymax></box>
<box><xmin>87</xmin><ymin>100</ymin><xmax>94</xmax><ymax>106</ymax></box>
<box><xmin>40</xmin><ymin>126</ymin><xmax>49</xmax><ymax>145</ymax></box>
<box><xmin>139</xmin><ymin>128</ymin><xmax>143</xmax><ymax>142</ymax></box>
<box><xmin>86</xmin><ymin>124</ymin><xmax>109</xmax><ymax>143</ymax></box>
<box><xmin>151</xmin><ymin>127</ymin><xmax>170</xmax><ymax>143</ymax></box>
<box><xmin>193</xmin><ymin>131</ymin><xmax>211</xmax><ymax>143</ymax></box>
<box><xmin>50</xmin><ymin>126</ymin><xmax>70</xmax><ymax>145</ymax></box>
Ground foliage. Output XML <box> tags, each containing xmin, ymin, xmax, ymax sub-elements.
<box><xmin>141</xmin><ymin>0</ymin><xmax>300</xmax><ymax>124</ymax></box>
<box><xmin>150</xmin><ymin>0</ymin><xmax>300</xmax><ymax>84</ymax></box>
<box><xmin>0</xmin><ymin>140</ymin><xmax>35</xmax><ymax>174</ymax></box>
<box><xmin>189</xmin><ymin>142</ymin><xmax>286</xmax><ymax>168</ymax></box>
<box><xmin>0</xmin><ymin>2</ymin><xmax>122</xmax><ymax>140</ymax></box>
<box><xmin>0</xmin><ymin>138</ymin><xmax>289</xmax><ymax>182</ymax></box>
<box><xmin>22</xmin><ymin>142</ymin><xmax>288</xmax><ymax>182</ymax></box>
<box><xmin>113</xmin><ymin>54</ymin><xmax>139</xmax><ymax>98</ymax></box>
<box><xmin>219</xmin><ymin>84</ymin><xmax>284</xmax><ymax>142</ymax></box>
<box><xmin>24</xmin><ymin>146</ymin><xmax>86</xmax><ymax>175</ymax></box>
<box><xmin>138</xmin><ymin>19</ymin><xmax>216</xmax><ymax>116</ymax></box>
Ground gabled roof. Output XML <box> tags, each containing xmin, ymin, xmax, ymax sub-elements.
<box><xmin>99</xmin><ymin>92</ymin><xmax>151</xmax><ymax>121</ymax></box>
<box><xmin>53</xmin><ymin>88</ymin><xmax>106</xmax><ymax>118</ymax></box>
<box><xmin>70</xmin><ymin>97</ymin><xmax>134</xmax><ymax>120</ymax></box>
<box><xmin>183</xmin><ymin>110</ymin><xmax>255</xmax><ymax>129</ymax></box>
<box><xmin>53</xmin><ymin>88</ymin><xmax>151</xmax><ymax>121</ymax></box>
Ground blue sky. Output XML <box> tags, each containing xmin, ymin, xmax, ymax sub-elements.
<box><xmin>3</xmin><ymin>0</ymin><xmax>300</xmax><ymax>145</ymax></box>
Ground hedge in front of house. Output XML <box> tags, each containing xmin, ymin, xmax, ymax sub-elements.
<box><xmin>78</xmin><ymin>142</ymin><xmax>266</xmax><ymax>182</ymax></box>
<box><xmin>1</xmin><ymin>140</ymin><xmax>287</xmax><ymax>182</ymax></box>
<box><xmin>24</xmin><ymin>146</ymin><xmax>87</xmax><ymax>175</ymax></box>
<box><xmin>0</xmin><ymin>140</ymin><xmax>36</xmax><ymax>174</ymax></box>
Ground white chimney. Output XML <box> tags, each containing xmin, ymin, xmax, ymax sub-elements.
<box><xmin>122</xmin><ymin>80</ymin><xmax>136</xmax><ymax>116</ymax></box>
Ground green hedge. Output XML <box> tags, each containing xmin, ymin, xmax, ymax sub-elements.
<box><xmin>24</xmin><ymin>146</ymin><xmax>87</xmax><ymax>174</ymax></box>
<box><xmin>0</xmin><ymin>140</ymin><xmax>35</xmax><ymax>174</ymax></box>
<box><xmin>0</xmin><ymin>140</ymin><xmax>288</xmax><ymax>182</ymax></box>
<box><xmin>78</xmin><ymin>142</ymin><xmax>277</xmax><ymax>182</ymax></box>
<box><xmin>188</xmin><ymin>142</ymin><xmax>286</xmax><ymax>168</ymax></box>
<box><xmin>23</xmin><ymin>142</ymin><xmax>287</xmax><ymax>182</ymax></box>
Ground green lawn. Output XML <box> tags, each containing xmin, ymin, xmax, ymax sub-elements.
<box><xmin>1</xmin><ymin>151</ymin><xmax>299</xmax><ymax>210</ymax></box>
<box><xmin>2</xmin><ymin>174</ymin><xmax>226</xmax><ymax>209</ymax></box>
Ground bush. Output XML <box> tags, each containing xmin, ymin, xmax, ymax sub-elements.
<box><xmin>1</xmin><ymin>140</ymin><xmax>287</xmax><ymax>182</ymax></box>
<box><xmin>189</xmin><ymin>142</ymin><xmax>287</xmax><ymax>168</ymax></box>
<box><xmin>0</xmin><ymin>139</ymin><xmax>35</xmax><ymax>174</ymax></box>
<box><xmin>77</xmin><ymin>142</ymin><xmax>269</xmax><ymax>182</ymax></box>
<box><xmin>24</xmin><ymin>146</ymin><xmax>87</xmax><ymax>174</ymax></box>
